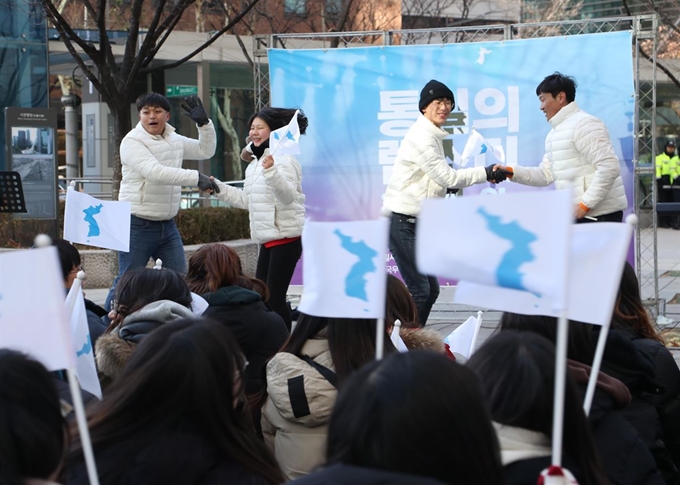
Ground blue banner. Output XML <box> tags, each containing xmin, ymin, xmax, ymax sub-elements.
<box><xmin>269</xmin><ymin>30</ymin><xmax>635</xmax><ymax>282</ymax></box>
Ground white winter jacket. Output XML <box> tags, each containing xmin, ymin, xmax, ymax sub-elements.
<box><xmin>214</xmin><ymin>148</ymin><xmax>305</xmax><ymax>244</ymax></box>
<box><xmin>510</xmin><ymin>102</ymin><xmax>627</xmax><ymax>217</ymax></box>
<box><xmin>382</xmin><ymin>115</ymin><xmax>488</xmax><ymax>217</ymax></box>
<box><xmin>119</xmin><ymin>121</ymin><xmax>216</xmax><ymax>221</ymax></box>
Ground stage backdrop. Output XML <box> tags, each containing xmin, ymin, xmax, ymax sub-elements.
<box><xmin>268</xmin><ymin>30</ymin><xmax>635</xmax><ymax>284</ymax></box>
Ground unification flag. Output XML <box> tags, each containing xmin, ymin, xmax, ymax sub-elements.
<box><xmin>459</xmin><ymin>128</ymin><xmax>505</xmax><ymax>167</ymax></box>
<box><xmin>453</xmin><ymin>221</ymin><xmax>633</xmax><ymax>326</ymax></box>
<box><xmin>269</xmin><ymin>109</ymin><xmax>301</xmax><ymax>158</ymax></box>
<box><xmin>0</xmin><ymin>247</ymin><xmax>74</xmax><ymax>371</ymax></box>
<box><xmin>417</xmin><ymin>189</ymin><xmax>573</xmax><ymax>312</ymax></box>
<box><xmin>65</xmin><ymin>280</ymin><xmax>102</xmax><ymax>398</ymax></box>
<box><xmin>64</xmin><ymin>187</ymin><xmax>131</xmax><ymax>251</ymax></box>
<box><xmin>444</xmin><ymin>313</ymin><xmax>483</xmax><ymax>359</ymax></box>
<box><xmin>298</xmin><ymin>219</ymin><xmax>389</xmax><ymax>318</ymax></box>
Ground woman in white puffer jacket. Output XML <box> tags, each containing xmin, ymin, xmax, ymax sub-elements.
<box><xmin>213</xmin><ymin>108</ymin><xmax>307</xmax><ymax>330</ymax></box>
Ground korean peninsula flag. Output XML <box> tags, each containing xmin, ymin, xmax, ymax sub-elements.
<box><xmin>64</xmin><ymin>187</ymin><xmax>131</xmax><ymax>251</ymax></box>
<box><xmin>459</xmin><ymin>129</ymin><xmax>505</xmax><ymax>167</ymax></box>
<box><xmin>269</xmin><ymin>110</ymin><xmax>301</xmax><ymax>157</ymax></box>
<box><xmin>65</xmin><ymin>281</ymin><xmax>102</xmax><ymax>398</ymax></box>
<box><xmin>298</xmin><ymin>219</ymin><xmax>389</xmax><ymax>318</ymax></box>
<box><xmin>0</xmin><ymin>247</ymin><xmax>74</xmax><ymax>371</ymax></box>
<box><xmin>417</xmin><ymin>189</ymin><xmax>573</xmax><ymax>312</ymax></box>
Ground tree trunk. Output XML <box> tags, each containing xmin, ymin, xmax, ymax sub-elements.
<box><xmin>109</xmin><ymin>98</ymin><xmax>133</xmax><ymax>200</ymax></box>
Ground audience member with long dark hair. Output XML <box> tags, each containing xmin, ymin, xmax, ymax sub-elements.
<box><xmin>500</xmin><ymin>312</ymin><xmax>664</xmax><ymax>485</ymax></box>
<box><xmin>261</xmin><ymin>313</ymin><xmax>395</xmax><ymax>480</ymax></box>
<box><xmin>290</xmin><ymin>350</ymin><xmax>505</xmax><ymax>485</ymax></box>
<box><xmin>186</xmin><ymin>244</ymin><xmax>288</xmax><ymax>408</ymax></box>
<box><xmin>95</xmin><ymin>268</ymin><xmax>194</xmax><ymax>388</ymax></box>
<box><xmin>467</xmin><ymin>331</ymin><xmax>607</xmax><ymax>485</ymax></box>
<box><xmin>0</xmin><ymin>350</ymin><xmax>68</xmax><ymax>485</ymax></box>
<box><xmin>64</xmin><ymin>318</ymin><xmax>284</xmax><ymax>484</ymax></box>
<box><xmin>611</xmin><ymin>262</ymin><xmax>680</xmax><ymax>479</ymax></box>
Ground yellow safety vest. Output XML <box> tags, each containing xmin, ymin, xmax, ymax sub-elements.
<box><xmin>656</xmin><ymin>152</ymin><xmax>679</xmax><ymax>183</ymax></box>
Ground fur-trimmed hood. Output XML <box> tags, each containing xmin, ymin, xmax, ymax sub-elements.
<box><xmin>399</xmin><ymin>327</ymin><xmax>446</xmax><ymax>353</ymax></box>
<box><xmin>95</xmin><ymin>300</ymin><xmax>194</xmax><ymax>383</ymax></box>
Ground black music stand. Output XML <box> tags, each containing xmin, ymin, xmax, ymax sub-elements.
<box><xmin>0</xmin><ymin>171</ymin><xmax>27</xmax><ymax>213</ymax></box>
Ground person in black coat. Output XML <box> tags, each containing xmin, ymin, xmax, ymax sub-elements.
<box><xmin>186</xmin><ymin>243</ymin><xmax>289</xmax><ymax>401</ymax></box>
<box><xmin>500</xmin><ymin>312</ymin><xmax>665</xmax><ymax>485</ymax></box>
<box><xmin>607</xmin><ymin>262</ymin><xmax>680</xmax><ymax>482</ymax></box>
<box><xmin>63</xmin><ymin>318</ymin><xmax>284</xmax><ymax>485</ymax></box>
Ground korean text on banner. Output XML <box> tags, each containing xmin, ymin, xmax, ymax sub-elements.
<box><xmin>454</xmin><ymin>221</ymin><xmax>632</xmax><ymax>326</ymax></box>
<box><xmin>64</xmin><ymin>187</ymin><xmax>131</xmax><ymax>251</ymax></box>
<box><xmin>270</xmin><ymin>109</ymin><xmax>301</xmax><ymax>158</ymax></box>
<box><xmin>0</xmin><ymin>247</ymin><xmax>74</xmax><ymax>371</ymax></box>
<box><xmin>416</xmin><ymin>189</ymin><xmax>573</xmax><ymax>312</ymax></box>
<box><xmin>298</xmin><ymin>219</ymin><xmax>389</xmax><ymax>318</ymax></box>
<box><xmin>65</xmin><ymin>281</ymin><xmax>103</xmax><ymax>398</ymax></box>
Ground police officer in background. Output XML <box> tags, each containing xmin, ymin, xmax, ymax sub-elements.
<box><xmin>656</xmin><ymin>140</ymin><xmax>679</xmax><ymax>229</ymax></box>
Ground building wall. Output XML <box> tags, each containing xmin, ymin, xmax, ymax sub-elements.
<box><xmin>0</xmin><ymin>0</ymin><xmax>49</xmax><ymax>170</ymax></box>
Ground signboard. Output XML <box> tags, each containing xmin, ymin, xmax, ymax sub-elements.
<box><xmin>268</xmin><ymin>30</ymin><xmax>636</xmax><ymax>284</ymax></box>
<box><xmin>4</xmin><ymin>107</ymin><xmax>59</xmax><ymax>220</ymax></box>
<box><xmin>166</xmin><ymin>85</ymin><xmax>198</xmax><ymax>98</ymax></box>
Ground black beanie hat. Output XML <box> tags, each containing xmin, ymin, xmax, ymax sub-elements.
<box><xmin>419</xmin><ymin>80</ymin><xmax>455</xmax><ymax>113</ymax></box>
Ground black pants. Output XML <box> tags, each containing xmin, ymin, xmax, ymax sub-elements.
<box><xmin>657</xmin><ymin>176</ymin><xmax>673</xmax><ymax>227</ymax></box>
<box><xmin>256</xmin><ymin>239</ymin><xmax>302</xmax><ymax>331</ymax></box>
<box><xmin>576</xmin><ymin>210</ymin><xmax>624</xmax><ymax>224</ymax></box>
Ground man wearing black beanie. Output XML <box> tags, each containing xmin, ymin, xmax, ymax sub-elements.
<box><xmin>382</xmin><ymin>79</ymin><xmax>506</xmax><ymax>326</ymax></box>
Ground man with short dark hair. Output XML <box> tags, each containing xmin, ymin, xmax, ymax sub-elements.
<box><xmin>382</xmin><ymin>79</ymin><xmax>504</xmax><ymax>326</ymax></box>
<box><xmin>105</xmin><ymin>92</ymin><xmax>219</xmax><ymax>310</ymax></box>
<box><xmin>497</xmin><ymin>72</ymin><xmax>628</xmax><ymax>223</ymax></box>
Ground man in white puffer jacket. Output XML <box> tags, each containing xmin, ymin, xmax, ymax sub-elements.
<box><xmin>104</xmin><ymin>93</ymin><xmax>218</xmax><ymax>310</ymax></box>
<box><xmin>383</xmin><ymin>80</ymin><xmax>504</xmax><ymax>326</ymax></box>
<box><xmin>498</xmin><ymin>72</ymin><xmax>627</xmax><ymax>222</ymax></box>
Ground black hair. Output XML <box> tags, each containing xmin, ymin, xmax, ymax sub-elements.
<box><xmin>613</xmin><ymin>262</ymin><xmax>662</xmax><ymax>342</ymax></box>
<box><xmin>536</xmin><ymin>72</ymin><xmax>577</xmax><ymax>103</ymax></box>
<box><xmin>66</xmin><ymin>318</ymin><xmax>284</xmax><ymax>484</ymax></box>
<box><xmin>281</xmin><ymin>313</ymin><xmax>395</xmax><ymax>386</ymax></box>
<box><xmin>0</xmin><ymin>350</ymin><xmax>67</xmax><ymax>485</ymax></box>
<box><xmin>385</xmin><ymin>274</ymin><xmax>420</xmax><ymax>328</ymax></box>
<box><xmin>136</xmin><ymin>92</ymin><xmax>171</xmax><ymax>112</ymax></box>
<box><xmin>114</xmin><ymin>268</ymin><xmax>192</xmax><ymax>319</ymax></box>
<box><xmin>326</xmin><ymin>351</ymin><xmax>505</xmax><ymax>484</ymax></box>
<box><xmin>499</xmin><ymin>312</ymin><xmax>596</xmax><ymax>364</ymax></box>
<box><xmin>468</xmin><ymin>332</ymin><xmax>607</xmax><ymax>485</ymax></box>
<box><xmin>51</xmin><ymin>238</ymin><xmax>81</xmax><ymax>281</ymax></box>
<box><xmin>248</xmin><ymin>108</ymin><xmax>308</xmax><ymax>135</ymax></box>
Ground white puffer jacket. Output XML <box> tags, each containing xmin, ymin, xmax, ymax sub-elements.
<box><xmin>382</xmin><ymin>115</ymin><xmax>487</xmax><ymax>217</ymax></box>
<box><xmin>119</xmin><ymin>121</ymin><xmax>216</xmax><ymax>221</ymax></box>
<box><xmin>215</xmin><ymin>148</ymin><xmax>305</xmax><ymax>244</ymax></box>
<box><xmin>510</xmin><ymin>102</ymin><xmax>627</xmax><ymax>217</ymax></box>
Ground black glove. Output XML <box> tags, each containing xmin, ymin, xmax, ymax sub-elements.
<box><xmin>485</xmin><ymin>164</ymin><xmax>509</xmax><ymax>183</ymax></box>
<box><xmin>197</xmin><ymin>173</ymin><xmax>220</xmax><ymax>194</ymax></box>
<box><xmin>181</xmin><ymin>96</ymin><xmax>210</xmax><ymax>127</ymax></box>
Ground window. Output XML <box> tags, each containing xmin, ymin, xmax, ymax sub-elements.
<box><xmin>284</xmin><ymin>0</ymin><xmax>306</xmax><ymax>16</ymax></box>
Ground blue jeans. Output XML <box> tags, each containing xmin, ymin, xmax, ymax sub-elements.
<box><xmin>104</xmin><ymin>215</ymin><xmax>187</xmax><ymax>311</ymax></box>
<box><xmin>388</xmin><ymin>212</ymin><xmax>440</xmax><ymax>326</ymax></box>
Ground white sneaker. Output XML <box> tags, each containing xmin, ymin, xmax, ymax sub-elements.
<box><xmin>657</xmin><ymin>314</ymin><xmax>675</xmax><ymax>326</ymax></box>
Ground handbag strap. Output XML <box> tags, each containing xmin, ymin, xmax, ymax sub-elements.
<box><xmin>300</xmin><ymin>355</ymin><xmax>338</xmax><ymax>389</ymax></box>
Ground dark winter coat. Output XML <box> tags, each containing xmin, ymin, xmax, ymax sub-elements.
<box><xmin>64</xmin><ymin>428</ymin><xmax>266</xmax><ymax>485</ymax></box>
<box><xmin>288</xmin><ymin>464</ymin><xmax>447</xmax><ymax>485</ymax></box>
<box><xmin>202</xmin><ymin>285</ymin><xmax>288</xmax><ymax>397</ymax></box>
<box><xmin>84</xmin><ymin>298</ymin><xmax>107</xmax><ymax>347</ymax></box>
<box><xmin>612</xmin><ymin>326</ymin><xmax>680</xmax><ymax>481</ymax></box>
<box><xmin>568</xmin><ymin>359</ymin><xmax>664</xmax><ymax>485</ymax></box>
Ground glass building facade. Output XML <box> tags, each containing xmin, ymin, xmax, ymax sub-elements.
<box><xmin>0</xmin><ymin>0</ymin><xmax>49</xmax><ymax>170</ymax></box>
